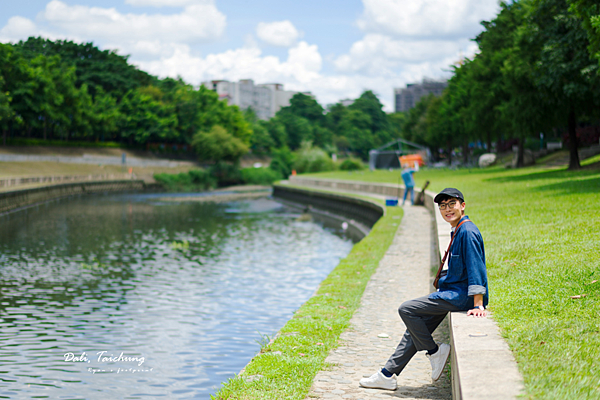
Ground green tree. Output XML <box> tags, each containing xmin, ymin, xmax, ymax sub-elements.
<box><xmin>244</xmin><ymin>108</ymin><xmax>275</xmax><ymax>155</ymax></box>
<box><xmin>349</xmin><ymin>91</ymin><xmax>390</xmax><ymax>136</ymax></box>
<box><xmin>195</xmin><ymin>85</ymin><xmax>252</xmax><ymax>146</ymax></box>
<box><xmin>119</xmin><ymin>87</ymin><xmax>178</xmax><ymax>145</ymax></box>
<box><xmin>387</xmin><ymin>112</ymin><xmax>406</xmax><ymax>139</ymax></box>
<box><xmin>285</xmin><ymin>93</ymin><xmax>325</xmax><ymax>124</ymax></box>
<box><xmin>90</xmin><ymin>88</ymin><xmax>122</xmax><ymax>142</ymax></box>
<box><xmin>568</xmin><ymin>1</ymin><xmax>600</xmax><ymax>64</ymax></box>
<box><xmin>192</xmin><ymin>125</ymin><xmax>249</xmax><ymax>163</ymax></box>
<box><xmin>14</xmin><ymin>37</ymin><xmax>155</xmax><ymax>99</ymax></box>
<box><xmin>338</xmin><ymin>109</ymin><xmax>374</xmax><ymax>159</ymax></box>
<box><xmin>529</xmin><ymin>0</ymin><xmax>600</xmax><ymax>170</ymax></box>
<box><xmin>0</xmin><ymin>76</ymin><xmax>14</xmax><ymax>145</ymax></box>
<box><xmin>276</xmin><ymin>111</ymin><xmax>313</xmax><ymax>150</ymax></box>
<box><xmin>264</xmin><ymin>118</ymin><xmax>288</xmax><ymax>149</ymax></box>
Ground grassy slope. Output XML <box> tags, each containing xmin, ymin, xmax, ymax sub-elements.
<box><xmin>304</xmin><ymin>166</ymin><xmax>600</xmax><ymax>399</ymax></box>
<box><xmin>212</xmin><ymin>194</ymin><xmax>403</xmax><ymax>399</ymax></box>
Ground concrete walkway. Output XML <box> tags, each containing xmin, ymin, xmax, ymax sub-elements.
<box><xmin>305</xmin><ymin>204</ymin><xmax>451</xmax><ymax>400</ymax></box>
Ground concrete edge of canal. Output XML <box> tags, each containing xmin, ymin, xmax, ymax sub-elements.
<box><xmin>0</xmin><ymin>180</ymin><xmax>148</xmax><ymax>215</ymax></box>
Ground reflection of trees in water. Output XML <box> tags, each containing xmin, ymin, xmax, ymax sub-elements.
<box><xmin>0</xmin><ymin>194</ymin><xmax>239</xmax><ymax>313</ymax></box>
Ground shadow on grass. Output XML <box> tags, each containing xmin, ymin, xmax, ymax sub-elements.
<box><xmin>484</xmin><ymin>166</ymin><xmax>600</xmax><ymax>184</ymax></box>
<box><xmin>530</xmin><ymin>175</ymin><xmax>600</xmax><ymax>195</ymax></box>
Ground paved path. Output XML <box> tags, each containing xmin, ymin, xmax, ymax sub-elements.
<box><xmin>305</xmin><ymin>204</ymin><xmax>451</xmax><ymax>400</ymax></box>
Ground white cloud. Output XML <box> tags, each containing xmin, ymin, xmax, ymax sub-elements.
<box><xmin>0</xmin><ymin>16</ymin><xmax>39</xmax><ymax>42</ymax></box>
<box><xmin>136</xmin><ymin>41</ymin><xmax>322</xmax><ymax>86</ymax></box>
<box><xmin>39</xmin><ymin>0</ymin><xmax>225</xmax><ymax>44</ymax></box>
<box><xmin>358</xmin><ymin>0</ymin><xmax>500</xmax><ymax>39</ymax></box>
<box><xmin>125</xmin><ymin>0</ymin><xmax>212</xmax><ymax>6</ymax></box>
<box><xmin>334</xmin><ymin>33</ymin><xmax>474</xmax><ymax>76</ymax></box>
<box><xmin>321</xmin><ymin>0</ymin><xmax>500</xmax><ymax>109</ymax></box>
<box><xmin>256</xmin><ymin>20</ymin><xmax>300</xmax><ymax>47</ymax></box>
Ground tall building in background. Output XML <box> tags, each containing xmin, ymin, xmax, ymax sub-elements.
<box><xmin>201</xmin><ymin>79</ymin><xmax>298</xmax><ymax>120</ymax></box>
<box><xmin>394</xmin><ymin>79</ymin><xmax>448</xmax><ymax>113</ymax></box>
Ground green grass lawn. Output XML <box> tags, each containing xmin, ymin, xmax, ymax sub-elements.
<box><xmin>212</xmin><ymin>193</ymin><xmax>403</xmax><ymax>399</ymax></box>
<box><xmin>303</xmin><ymin>165</ymin><xmax>600</xmax><ymax>399</ymax></box>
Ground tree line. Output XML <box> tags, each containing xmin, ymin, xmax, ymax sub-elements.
<box><xmin>2</xmin><ymin>0</ymin><xmax>600</xmax><ymax>171</ymax></box>
<box><xmin>0</xmin><ymin>37</ymin><xmax>398</xmax><ymax>166</ymax></box>
<box><xmin>0</xmin><ymin>37</ymin><xmax>252</xmax><ymax>153</ymax></box>
<box><xmin>401</xmin><ymin>0</ymin><xmax>600</xmax><ymax>170</ymax></box>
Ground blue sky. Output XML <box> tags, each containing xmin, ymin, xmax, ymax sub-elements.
<box><xmin>0</xmin><ymin>0</ymin><xmax>500</xmax><ymax>110</ymax></box>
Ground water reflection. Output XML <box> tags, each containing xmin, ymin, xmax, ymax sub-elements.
<box><xmin>0</xmin><ymin>194</ymin><xmax>353</xmax><ymax>399</ymax></box>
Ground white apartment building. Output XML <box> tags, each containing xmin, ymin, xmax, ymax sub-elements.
<box><xmin>201</xmin><ymin>79</ymin><xmax>298</xmax><ymax>120</ymax></box>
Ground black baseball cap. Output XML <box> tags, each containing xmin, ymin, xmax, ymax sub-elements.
<box><xmin>434</xmin><ymin>188</ymin><xmax>465</xmax><ymax>203</ymax></box>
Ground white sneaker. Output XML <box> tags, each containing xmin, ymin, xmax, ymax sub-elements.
<box><xmin>359</xmin><ymin>371</ymin><xmax>397</xmax><ymax>391</ymax></box>
<box><xmin>427</xmin><ymin>343</ymin><xmax>451</xmax><ymax>381</ymax></box>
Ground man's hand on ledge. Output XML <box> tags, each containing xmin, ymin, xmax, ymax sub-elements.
<box><xmin>468</xmin><ymin>294</ymin><xmax>486</xmax><ymax>317</ymax></box>
<box><xmin>467</xmin><ymin>308</ymin><xmax>487</xmax><ymax>318</ymax></box>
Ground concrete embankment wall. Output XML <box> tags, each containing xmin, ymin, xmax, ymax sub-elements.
<box><xmin>0</xmin><ymin>153</ymin><xmax>194</xmax><ymax>168</ymax></box>
<box><xmin>0</xmin><ymin>180</ymin><xmax>146</xmax><ymax>215</ymax></box>
<box><xmin>285</xmin><ymin>176</ymin><xmax>524</xmax><ymax>400</ymax></box>
<box><xmin>272</xmin><ymin>185</ymin><xmax>384</xmax><ymax>228</ymax></box>
<box><xmin>0</xmin><ymin>173</ymin><xmax>134</xmax><ymax>188</ymax></box>
<box><xmin>272</xmin><ymin>185</ymin><xmax>385</xmax><ymax>242</ymax></box>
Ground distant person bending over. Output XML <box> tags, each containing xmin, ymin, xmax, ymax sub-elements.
<box><xmin>359</xmin><ymin>188</ymin><xmax>488</xmax><ymax>391</ymax></box>
<box><xmin>401</xmin><ymin>164</ymin><xmax>418</xmax><ymax>206</ymax></box>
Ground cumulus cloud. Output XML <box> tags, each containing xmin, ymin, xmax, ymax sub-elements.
<box><xmin>334</xmin><ymin>33</ymin><xmax>476</xmax><ymax>75</ymax></box>
<box><xmin>321</xmin><ymin>0</ymin><xmax>500</xmax><ymax>108</ymax></box>
<box><xmin>136</xmin><ymin>41</ymin><xmax>322</xmax><ymax>85</ymax></box>
<box><xmin>256</xmin><ymin>20</ymin><xmax>300</xmax><ymax>47</ymax></box>
<box><xmin>358</xmin><ymin>0</ymin><xmax>500</xmax><ymax>39</ymax></box>
<box><xmin>125</xmin><ymin>0</ymin><xmax>212</xmax><ymax>6</ymax></box>
<box><xmin>0</xmin><ymin>16</ymin><xmax>39</xmax><ymax>42</ymax></box>
<box><xmin>39</xmin><ymin>0</ymin><xmax>226</xmax><ymax>44</ymax></box>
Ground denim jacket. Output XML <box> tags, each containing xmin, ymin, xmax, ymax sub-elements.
<box><xmin>429</xmin><ymin>215</ymin><xmax>489</xmax><ymax>310</ymax></box>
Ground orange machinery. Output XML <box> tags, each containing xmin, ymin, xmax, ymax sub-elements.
<box><xmin>399</xmin><ymin>154</ymin><xmax>425</xmax><ymax>168</ymax></box>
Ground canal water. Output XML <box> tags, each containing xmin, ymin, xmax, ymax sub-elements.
<box><xmin>0</xmin><ymin>193</ymin><xmax>354</xmax><ymax>399</ymax></box>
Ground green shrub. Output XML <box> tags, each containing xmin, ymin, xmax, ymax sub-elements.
<box><xmin>339</xmin><ymin>157</ymin><xmax>365</xmax><ymax>171</ymax></box>
<box><xmin>241</xmin><ymin>167</ymin><xmax>282</xmax><ymax>185</ymax></box>
<box><xmin>154</xmin><ymin>169</ymin><xmax>215</xmax><ymax>191</ymax></box>
<box><xmin>154</xmin><ymin>164</ymin><xmax>280</xmax><ymax>191</ymax></box>
<box><xmin>293</xmin><ymin>141</ymin><xmax>336</xmax><ymax>174</ymax></box>
<box><xmin>188</xmin><ymin>169</ymin><xmax>217</xmax><ymax>188</ymax></box>
<box><xmin>192</xmin><ymin>125</ymin><xmax>248</xmax><ymax>163</ymax></box>
<box><xmin>269</xmin><ymin>147</ymin><xmax>295</xmax><ymax>178</ymax></box>
<box><xmin>209</xmin><ymin>162</ymin><xmax>243</xmax><ymax>187</ymax></box>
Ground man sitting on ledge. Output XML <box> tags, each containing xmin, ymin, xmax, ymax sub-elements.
<box><xmin>359</xmin><ymin>188</ymin><xmax>489</xmax><ymax>391</ymax></box>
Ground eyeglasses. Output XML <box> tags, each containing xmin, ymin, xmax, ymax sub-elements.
<box><xmin>438</xmin><ymin>200</ymin><xmax>458</xmax><ymax>210</ymax></box>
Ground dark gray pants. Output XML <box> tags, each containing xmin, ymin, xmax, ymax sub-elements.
<box><xmin>384</xmin><ymin>295</ymin><xmax>460</xmax><ymax>375</ymax></box>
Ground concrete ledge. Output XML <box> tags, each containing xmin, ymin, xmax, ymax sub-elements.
<box><xmin>282</xmin><ymin>176</ymin><xmax>524</xmax><ymax>399</ymax></box>
<box><xmin>0</xmin><ymin>180</ymin><xmax>146</xmax><ymax>215</ymax></box>
<box><xmin>449</xmin><ymin>312</ymin><xmax>523</xmax><ymax>400</ymax></box>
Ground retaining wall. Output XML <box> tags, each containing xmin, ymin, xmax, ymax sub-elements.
<box><xmin>272</xmin><ymin>185</ymin><xmax>385</xmax><ymax>229</ymax></box>
<box><xmin>0</xmin><ymin>153</ymin><xmax>195</xmax><ymax>167</ymax></box>
<box><xmin>0</xmin><ymin>173</ymin><xmax>134</xmax><ymax>188</ymax></box>
<box><xmin>0</xmin><ymin>180</ymin><xmax>146</xmax><ymax>215</ymax></box>
<box><xmin>285</xmin><ymin>176</ymin><xmax>524</xmax><ymax>400</ymax></box>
